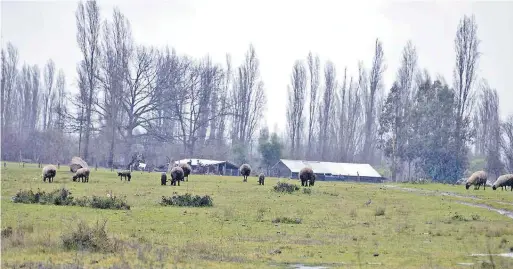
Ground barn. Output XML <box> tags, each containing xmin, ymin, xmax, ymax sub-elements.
<box><xmin>174</xmin><ymin>158</ymin><xmax>239</xmax><ymax>176</ymax></box>
<box><xmin>271</xmin><ymin>159</ymin><xmax>384</xmax><ymax>183</ymax></box>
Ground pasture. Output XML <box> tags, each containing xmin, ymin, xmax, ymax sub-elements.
<box><xmin>1</xmin><ymin>162</ymin><xmax>513</xmax><ymax>269</ymax></box>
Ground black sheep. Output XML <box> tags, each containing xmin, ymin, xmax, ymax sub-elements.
<box><xmin>299</xmin><ymin>167</ymin><xmax>315</xmax><ymax>187</ymax></box>
<box><xmin>239</xmin><ymin>164</ymin><xmax>252</xmax><ymax>182</ymax></box>
<box><xmin>118</xmin><ymin>170</ymin><xmax>132</xmax><ymax>181</ymax></box>
<box><xmin>170</xmin><ymin>166</ymin><xmax>184</xmax><ymax>186</ymax></box>
<box><xmin>160</xmin><ymin>172</ymin><xmax>167</xmax><ymax>186</ymax></box>
<box><xmin>258</xmin><ymin>173</ymin><xmax>265</xmax><ymax>185</ymax></box>
<box><xmin>179</xmin><ymin>163</ymin><xmax>192</xmax><ymax>181</ymax></box>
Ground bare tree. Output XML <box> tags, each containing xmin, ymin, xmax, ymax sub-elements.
<box><xmin>362</xmin><ymin>38</ymin><xmax>386</xmax><ymax>162</ymax></box>
<box><xmin>478</xmin><ymin>81</ymin><xmax>503</xmax><ymax>178</ymax></box>
<box><xmin>42</xmin><ymin>59</ymin><xmax>55</xmax><ymax>130</ymax></box>
<box><xmin>1</xmin><ymin>43</ymin><xmax>19</xmax><ymax>139</ymax></box>
<box><xmin>54</xmin><ymin>70</ymin><xmax>67</xmax><ymax>132</ymax></box>
<box><xmin>96</xmin><ymin>7</ymin><xmax>132</xmax><ymax>168</ymax></box>
<box><xmin>231</xmin><ymin>44</ymin><xmax>266</xmax><ymax>148</ymax></box>
<box><xmin>75</xmin><ymin>0</ymin><xmax>101</xmax><ymax>162</ymax></box>
<box><xmin>318</xmin><ymin>61</ymin><xmax>337</xmax><ymax>160</ymax></box>
<box><xmin>336</xmin><ymin>67</ymin><xmax>348</xmax><ymax>161</ymax></box>
<box><xmin>286</xmin><ymin>60</ymin><xmax>307</xmax><ymax>158</ymax></box>
<box><xmin>501</xmin><ymin>115</ymin><xmax>513</xmax><ymax>172</ymax></box>
<box><xmin>306</xmin><ymin>52</ymin><xmax>320</xmax><ymax>159</ymax></box>
<box><xmin>453</xmin><ymin>14</ymin><xmax>480</xmax><ymax>158</ymax></box>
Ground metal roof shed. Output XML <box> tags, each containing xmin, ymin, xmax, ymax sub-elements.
<box><xmin>272</xmin><ymin>159</ymin><xmax>383</xmax><ymax>182</ymax></box>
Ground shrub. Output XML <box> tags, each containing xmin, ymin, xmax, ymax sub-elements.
<box><xmin>61</xmin><ymin>219</ymin><xmax>119</xmax><ymax>252</ymax></box>
<box><xmin>11</xmin><ymin>188</ymin><xmax>130</xmax><ymax>210</ymax></box>
<box><xmin>86</xmin><ymin>195</ymin><xmax>131</xmax><ymax>210</ymax></box>
<box><xmin>160</xmin><ymin>193</ymin><xmax>213</xmax><ymax>207</ymax></box>
<box><xmin>303</xmin><ymin>188</ymin><xmax>312</xmax><ymax>195</ymax></box>
<box><xmin>273</xmin><ymin>182</ymin><xmax>300</xmax><ymax>193</ymax></box>
<box><xmin>12</xmin><ymin>188</ymin><xmax>74</xmax><ymax>205</ymax></box>
<box><xmin>272</xmin><ymin>217</ymin><xmax>302</xmax><ymax>224</ymax></box>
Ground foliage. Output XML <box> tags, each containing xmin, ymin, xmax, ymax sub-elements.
<box><xmin>273</xmin><ymin>182</ymin><xmax>300</xmax><ymax>193</ymax></box>
<box><xmin>61</xmin><ymin>219</ymin><xmax>119</xmax><ymax>252</ymax></box>
<box><xmin>11</xmin><ymin>188</ymin><xmax>130</xmax><ymax>210</ymax></box>
<box><xmin>258</xmin><ymin>127</ymin><xmax>283</xmax><ymax>170</ymax></box>
<box><xmin>272</xmin><ymin>216</ymin><xmax>302</xmax><ymax>224</ymax></box>
<box><xmin>160</xmin><ymin>193</ymin><xmax>213</xmax><ymax>207</ymax></box>
<box><xmin>409</xmin><ymin>78</ymin><xmax>469</xmax><ymax>182</ymax></box>
<box><xmin>12</xmin><ymin>188</ymin><xmax>74</xmax><ymax>205</ymax></box>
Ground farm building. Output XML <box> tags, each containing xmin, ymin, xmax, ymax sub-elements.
<box><xmin>271</xmin><ymin>159</ymin><xmax>384</xmax><ymax>183</ymax></box>
<box><xmin>174</xmin><ymin>158</ymin><xmax>239</xmax><ymax>175</ymax></box>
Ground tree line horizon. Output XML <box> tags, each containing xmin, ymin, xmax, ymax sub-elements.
<box><xmin>1</xmin><ymin>1</ymin><xmax>511</xmax><ymax>182</ymax></box>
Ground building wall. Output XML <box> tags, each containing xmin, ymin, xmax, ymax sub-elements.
<box><xmin>272</xmin><ymin>161</ymin><xmax>292</xmax><ymax>178</ymax></box>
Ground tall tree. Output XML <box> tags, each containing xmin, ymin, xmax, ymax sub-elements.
<box><xmin>43</xmin><ymin>59</ymin><xmax>55</xmax><ymax>130</ymax></box>
<box><xmin>54</xmin><ymin>70</ymin><xmax>67</xmax><ymax>132</ymax></box>
<box><xmin>97</xmin><ymin>7</ymin><xmax>132</xmax><ymax>168</ymax></box>
<box><xmin>378</xmin><ymin>83</ymin><xmax>402</xmax><ymax>181</ymax></box>
<box><xmin>75</xmin><ymin>0</ymin><xmax>101</xmax><ymax>162</ymax></box>
<box><xmin>477</xmin><ymin>81</ymin><xmax>503</xmax><ymax>178</ymax></box>
<box><xmin>318</xmin><ymin>61</ymin><xmax>336</xmax><ymax>160</ymax></box>
<box><xmin>453</xmin><ymin>14</ymin><xmax>480</xmax><ymax>176</ymax></box>
<box><xmin>363</xmin><ymin>38</ymin><xmax>385</xmax><ymax>162</ymax></box>
<box><xmin>306</xmin><ymin>52</ymin><xmax>320</xmax><ymax>159</ymax></box>
<box><xmin>286</xmin><ymin>60</ymin><xmax>306</xmax><ymax>158</ymax></box>
<box><xmin>231</xmin><ymin>44</ymin><xmax>266</xmax><ymax>152</ymax></box>
<box><xmin>0</xmin><ymin>43</ymin><xmax>19</xmax><ymax>140</ymax></box>
<box><xmin>501</xmin><ymin>115</ymin><xmax>513</xmax><ymax>172</ymax></box>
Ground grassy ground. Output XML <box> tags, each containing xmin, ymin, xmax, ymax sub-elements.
<box><xmin>1</xmin><ymin>162</ymin><xmax>513</xmax><ymax>269</ymax></box>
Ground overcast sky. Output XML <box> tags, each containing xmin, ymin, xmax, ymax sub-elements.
<box><xmin>2</xmin><ymin>0</ymin><xmax>512</xmax><ymax>134</ymax></box>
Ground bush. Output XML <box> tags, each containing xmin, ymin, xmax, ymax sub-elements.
<box><xmin>12</xmin><ymin>188</ymin><xmax>74</xmax><ymax>205</ymax></box>
<box><xmin>11</xmin><ymin>188</ymin><xmax>130</xmax><ymax>210</ymax></box>
<box><xmin>303</xmin><ymin>188</ymin><xmax>312</xmax><ymax>195</ymax></box>
<box><xmin>86</xmin><ymin>195</ymin><xmax>131</xmax><ymax>210</ymax></box>
<box><xmin>61</xmin><ymin>219</ymin><xmax>119</xmax><ymax>252</ymax></box>
<box><xmin>160</xmin><ymin>193</ymin><xmax>213</xmax><ymax>207</ymax></box>
<box><xmin>273</xmin><ymin>182</ymin><xmax>300</xmax><ymax>193</ymax></box>
<box><xmin>272</xmin><ymin>217</ymin><xmax>302</xmax><ymax>224</ymax></box>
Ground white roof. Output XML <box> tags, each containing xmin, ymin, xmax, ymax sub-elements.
<box><xmin>174</xmin><ymin>158</ymin><xmax>227</xmax><ymax>166</ymax></box>
<box><xmin>278</xmin><ymin>159</ymin><xmax>382</xmax><ymax>178</ymax></box>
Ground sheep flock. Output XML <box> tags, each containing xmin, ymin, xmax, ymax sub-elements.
<box><xmin>31</xmin><ymin>156</ymin><xmax>513</xmax><ymax>193</ymax></box>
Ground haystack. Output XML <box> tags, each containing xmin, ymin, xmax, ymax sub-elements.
<box><xmin>69</xmin><ymin>156</ymin><xmax>89</xmax><ymax>173</ymax></box>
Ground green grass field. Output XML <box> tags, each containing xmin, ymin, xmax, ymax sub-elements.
<box><xmin>1</xmin><ymin>162</ymin><xmax>513</xmax><ymax>269</ymax></box>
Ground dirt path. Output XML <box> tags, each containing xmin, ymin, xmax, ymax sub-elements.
<box><xmin>383</xmin><ymin>185</ymin><xmax>513</xmax><ymax>220</ymax></box>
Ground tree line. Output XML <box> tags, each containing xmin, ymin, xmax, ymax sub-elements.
<box><xmin>283</xmin><ymin>14</ymin><xmax>513</xmax><ymax>182</ymax></box>
<box><xmin>1</xmin><ymin>1</ymin><xmax>511</xmax><ymax>182</ymax></box>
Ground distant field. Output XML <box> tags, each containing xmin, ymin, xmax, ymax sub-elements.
<box><xmin>1</xmin><ymin>162</ymin><xmax>513</xmax><ymax>269</ymax></box>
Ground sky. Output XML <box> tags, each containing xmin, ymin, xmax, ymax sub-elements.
<box><xmin>2</xmin><ymin>0</ymin><xmax>513</xmax><ymax>134</ymax></box>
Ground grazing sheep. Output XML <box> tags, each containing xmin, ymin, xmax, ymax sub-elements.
<box><xmin>240</xmin><ymin>164</ymin><xmax>252</xmax><ymax>182</ymax></box>
<box><xmin>465</xmin><ymin>170</ymin><xmax>488</xmax><ymax>190</ymax></box>
<box><xmin>160</xmin><ymin>172</ymin><xmax>167</xmax><ymax>186</ymax></box>
<box><xmin>72</xmin><ymin>167</ymin><xmax>90</xmax><ymax>183</ymax></box>
<box><xmin>170</xmin><ymin>166</ymin><xmax>184</xmax><ymax>186</ymax></box>
<box><xmin>258</xmin><ymin>173</ymin><xmax>265</xmax><ymax>185</ymax></box>
<box><xmin>299</xmin><ymin>167</ymin><xmax>316</xmax><ymax>187</ymax></box>
<box><xmin>42</xmin><ymin>165</ymin><xmax>57</xmax><ymax>183</ymax></box>
<box><xmin>117</xmin><ymin>170</ymin><xmax>132</xmax><ymax>182</ymax></box>
<box><xmin>492</xmin><ymin>174</ymin><xmax>513</xmax><ymax>191</ymax></box>
<box><xmin>179</xmin><ymin>163</ymin><xmax>192</xmax><ymax>181</ymax></box>
<box><xmin>69</xmin><ymin>156</ymin><xmax>88</xmax><ymax>173</ymax></box>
